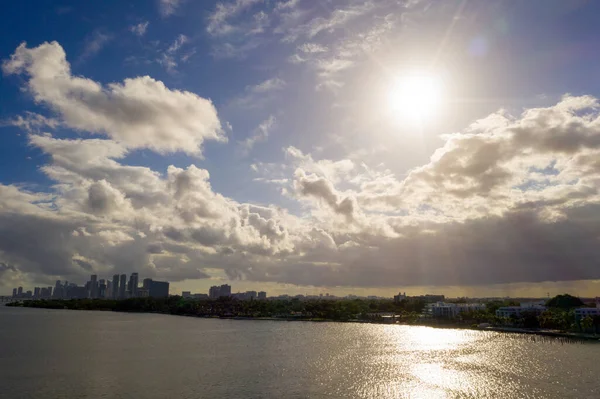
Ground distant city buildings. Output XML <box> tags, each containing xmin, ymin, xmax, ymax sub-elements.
<box><xmin>182</xmin><ymin>286</ymin><xmax>268</xmax><ymax>301</ymax></box>
<box><xmin>394</xmin><ymin>293</ymin><xmax>445</xmax><ymax>303</ymax></box>
<box><xmin>209</xmin><ymin>284</ymin><xmax>232</xmax><ymax>299</ymax></box>
<box><xmin>11</xmin><ymin>273</ymin><xmax>170</xmax><ymax>300</ymax></box>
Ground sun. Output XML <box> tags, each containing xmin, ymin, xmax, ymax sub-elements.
<box><xmin>388</xmin><ymin>74</ymin><xmax>442</xmax><ymax>123</ymax></box>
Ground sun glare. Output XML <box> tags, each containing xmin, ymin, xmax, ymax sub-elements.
<box><xmin>389</xmin><ymin>74</ymin><xmax>442</xmax><ymax>123</ymax></box>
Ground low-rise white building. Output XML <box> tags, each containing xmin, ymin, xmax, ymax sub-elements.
<box><xmin>496</xmin><ymin>301</ymin><xmax>546</xmax><ymax>319</ymax></box>
<box><xmin>430</xmin><ymin>302</ymin><xmax>486</xmax><ymax>318</ymax></box>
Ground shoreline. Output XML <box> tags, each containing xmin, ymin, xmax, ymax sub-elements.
<box><xmin>7</xmin><ymin>303</ymin><xmax>599</xmax><ymax>342</ymax></box>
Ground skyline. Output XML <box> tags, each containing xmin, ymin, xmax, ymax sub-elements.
<box><xmin>3</xmin><ymin>1</ymin><xmax>600</xmax><ymax>298</ymax></box>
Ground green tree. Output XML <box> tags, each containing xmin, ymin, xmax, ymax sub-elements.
<box><xmin>546</xmin><ymin>294</ymin><xmax>584</xmax><ymax>309</ymax></box>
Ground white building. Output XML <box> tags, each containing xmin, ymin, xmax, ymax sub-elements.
<box><xmin>496</xmin><ymin>301</ymin><xmax>546</xmax><ymax>319</ymax></box>
<box><xmin>430</xmin><ymin>302</ymin><xmax>486</xmax><ymax>318</ymax></box>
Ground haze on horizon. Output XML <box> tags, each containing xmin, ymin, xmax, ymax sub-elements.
<box><xmin>2</xmin><ymin>0</ymin><xmax>600</xmax><ymax>298</ymax></box>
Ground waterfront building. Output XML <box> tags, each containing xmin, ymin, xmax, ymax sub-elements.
<box><xmin>209</xmin><ymin>286</ymin><xmax>220</xmax><ymax>299</ymax></box>
<box><xmin>112</xmin><ymin>274</ymin><xmax>120</xmax><ymax>299</ymax></box>
<box><xmin>12</xmin><ymin>288</ymin><xmax>17</xmax><ymax>298</ymax></box>
<box><xmin>430</xmin><ymin>302</ymin><xmax>486</xmax><ymax>318</ymax></box>
<box><xmin>496</xmin><ymin>301</ymin><xmax>546</xmax><ymax>319</ymax></box>
<box><xmin>17</xmin><ymin>287</ymin><xmax>23</xmax><ymax>296</ymax></box>
<box><xmin>99</xmin><ymin>279</ymin><xmax>107</xmax><ymax>298</ymax></box>
<box><xmin>148</xmin><ymin>280</ymin><xmax>169</xmax><ymax>298</ymax></box>
<box><xmin>119</xmin><ymin>274</ymin><xmax>127</xmax><ymax>299</ymax></box>
<box><xmin>143</xmin><ymin>278</ymin><xmax>152</xmax><ymax>290</ymax></box>
<box><xmin>220</xmin><ymin>284</ymin><xmax>231</xmax><ymax>297</ymax></box>
<box><xmin>258</xmin><ymin>291</ymin><xmax>267</xmax><ymax>299</ymax></box>
<box><xmin>53</xmin><ymin>280</ymin><xmax>63</xmax><ymax>299</ymax></box>
<box><xmin>129</xmin><ymin>273</ymin><xmax>139</xmax><ymax>297</ymax></box>
<box><xmin>89</xmin><ymin>275</ymin><xmax>98</xmax><ymax>299</ymax></box>
<box><xmin>34</xmin><ymin>287</ymin><xmax>41</xmax><ymax>298</ymax></box>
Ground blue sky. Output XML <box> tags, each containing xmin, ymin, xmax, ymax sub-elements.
<box><xmin>3</xmin><ymin>0</ymin><xmax>600</xmax><ymax>297</ymax></box>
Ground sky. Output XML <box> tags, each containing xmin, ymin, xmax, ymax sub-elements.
<box><xmin>2</xmin><ymin>0</ymin><xmax>600</xmax><ymax>298</ymax></box>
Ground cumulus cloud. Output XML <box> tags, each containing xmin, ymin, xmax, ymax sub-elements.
<box><xmin>4</xmin><ymin>96</ymin><xmax>600</xmax><ymax>293</ymax></box>
<box><xmin>3</xmin><ymin>41</ymin><xmax>225</xmax><ymax>155</ymax></box>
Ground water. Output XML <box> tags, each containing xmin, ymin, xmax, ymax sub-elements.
<box><xmin>1</xmin><ymin>306</ymin><xmax>599</xmax><ymax>398</ymax></box>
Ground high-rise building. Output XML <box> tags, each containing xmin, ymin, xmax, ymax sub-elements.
<box><xmin>209</xmin><ymin>286</ymin><xmax>220</xmax><ymax>299</ymax></box>
<box><xmin>143</xmin><ymin>278</ymin><xmax>153</xmax><ymax>290</ymax></box>
<box><xmin>246</xmin><ymin>291</ymin><xmax>257</xmax><ymax>300</ymax></box>
<box><xmin>129</xmin><ymin>273</ymin><xmax>139</xmax><ymax>297</ymax></box>
<box><xmin>258</xmin><ymin>291</ymin><xmax>267</xmax><ymax>299</ymax></box>
<box><xmin>112</xmin><ymin>274</ymin><xmax>120</xmax><ymax>299</ymax></box>
<box><xmin>220</xmin><ymin>284</ymin><xmax>231</xmax><ymax>297</ymax></box>
<box><xmin>148</xmin><ymin>281</ymin><xmax>169</xmax><ymax>298</ymax></box>
<box><xmin>17</xmin><ymin>287</ymin><xmax>23</xmax><ymax>296</ymax></box>
<box><xmin>119</xmin><ymin>274</ymin><xmax>127</xmax><ymax>299</ymax></box>
<box><xmin>53</xmin><ymin>280</ymin><xmax>63</xmax><ymax>298</ymax></box>
<box><xmin>90</xmin><ymin>274</ymin><xmax>98</xmax><ymax>298</ymax></box>
<box><xmin>12</xmin><ymin>288</ymin><xmax>17</xmax><ymax>298</ymax></box>
<box><xmin>34</xmin><ymin>287</ymin><xmax>41</xmax><ymax>298</ymax></box>
<box><xmin>99</xmin><ymin>279</ymin><xmax>107</xmax><ymax>298</ymax></box>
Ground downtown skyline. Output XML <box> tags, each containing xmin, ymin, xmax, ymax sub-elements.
<box><xmin>2</xmin><ymin>1</ymin><xmax>600</xmax><ymax>298</ymax></box>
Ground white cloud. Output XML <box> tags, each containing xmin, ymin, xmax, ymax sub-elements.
<box><xmin>129</xmin><ymin>21</ymin><xmax>149</xmax><ymax>36</ymax></box>
<box><xmin>248</xmin><ymin>77</ymin><xmax>286</xmax><ymax>93</ymax></box>
<box><xmin>232</xmin><ymin>77</ymin><xmax>286</xmax><ymax>107</ymax></box>
<box><xmin>3</xmin><ymin>41</ymin><xmax>225</xmax><ymax>155</ymax></box>
<box><xmin>1</xmin><ymin>112</ymin><xmax>60</xmax><ymax>133</ymax></box>
<box><xmin>80</xmin><ymin>30</ymin><xmax>112</xmax><ymax>61</ymax></box>
<box><xmin>167</xmin><ymin>34</ymin><xmax>188</xmax><ymax>53</ymax></box>
<box><xmin>275</xmin><ymin>0</ymin><xmax>300</xmax><ymax>11</ymax></box>
<box><xmin>159</xmin><ymin>0</ymin><xmax>182</xmax><ymax>17</ymax></box>
<box><xmin>282</xmin><ymin>1</ymin><xmax>375</xmax><ymax>42</ymax></box>
<box><xmin>240</xmin><ymin>115</ymin><xmax>276</xmax><ymax>152</ymax></box>
<box><xmin>207</xmin><ymin>0</ymin><xmax>262</xmax><ymax>36</ymax></box>
<box><xmin>298</xmin><ymin>42</ymin><xmax>328</xmax><ymax>53</ymax></box>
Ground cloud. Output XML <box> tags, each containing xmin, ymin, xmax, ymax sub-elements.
<box><xmin>282</xmin><ymin>1</ymin><xmax>375</xmax><ymax>42</ymax></box>
<box><xmin>298</xmin><ymin>43</ymin><xmax>328</xmax><ymax>53</ymax></box>
<box><xmin>294</xmin><ymin>169</ymin><xmax>357</xmax><ymax>222</ymax></box>
<box><xmin>248</xmin><ymin>77</ymin><xmax>286</xmax><ymax>93</ymax></box>
<box><xmin>158</xmin><ymin>34</ymin><xmax>189</xmax><ymax>73</ymax></box>
<box><xmin>240</xmin><ymin>115</ymin><xmax>276</xmax><ymax>152</ymax></box>
<box><xmin>207</xmin><ymin>0</ymin><xmax>262</xmax><ymax>36</ymax></box>
<box><xmin>1</xmin><ymin>112</ymin><xmax>60</xmax><ymax>133</ymax></box>
<box><xmin>3</xmin><ymin>41</ymin><xmax>225</xmax><ymax>155</ymax></box>
<box><xmin>80</xmin><ymin>30</ymin><xmax>112</xmax><ymax>61</ymax></box>
<box><xmin>130</xmin><ymin>21</ymin><xmax>149</xmax><ymax>36</ymax></box>
<box><xmin>159</xmin><ymin>0</ymin><xmax>182</xmax><ymax>17</ymax></box>
<box><xmin>4</xmin><ymin>95</ymin><xmax>600</xmax><ymax>292</ymax></box>
<box><xmin>232</xmin><ymin>77</ymin><xmax>286</xmax><ymax>107</ymax></box>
